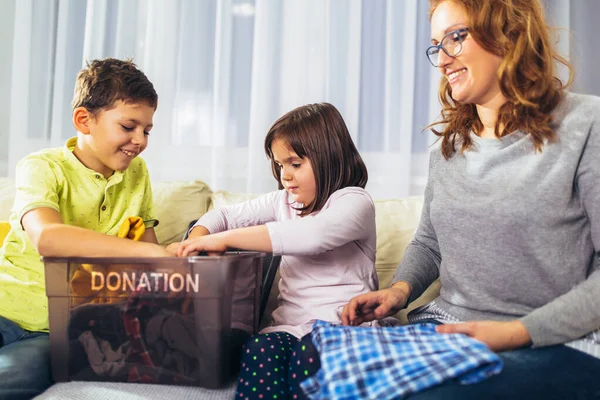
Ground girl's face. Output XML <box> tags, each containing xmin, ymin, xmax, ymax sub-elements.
<box><xmin>270</xmin><ymin>138</ymin><xmax>317</xmax><ymax>206</ymax></box>
<box><xmin>431</xmin><ymin>1</ymin><xmax>506</xmax><ymax>108</ymax></box>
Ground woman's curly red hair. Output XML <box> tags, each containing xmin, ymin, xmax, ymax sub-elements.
<box><xmin>428</xmin><ymin>0</ymin><xmax>573</xmax><ymax>159</ymax></box>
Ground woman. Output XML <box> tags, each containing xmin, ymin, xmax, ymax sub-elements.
<box><xmin>342</xmin><ymin>0</ymin><xmax>600</xmax><ymax>398</ymax></box>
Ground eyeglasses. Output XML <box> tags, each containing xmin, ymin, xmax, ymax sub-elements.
<box><xmin>426</xmin><ymin>28</ymin><xmax>469</xmax><ymax>67</ymax></box>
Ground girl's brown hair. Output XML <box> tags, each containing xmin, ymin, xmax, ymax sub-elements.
<box><xmin>428</xmin><ymin>0</ymin><xmax>573</xmax><ymax>158</ymax></box>
<box><xmin>264</xmin><ymin>103</ymin><xmax>368</xmax><ymax>216</ymax></box>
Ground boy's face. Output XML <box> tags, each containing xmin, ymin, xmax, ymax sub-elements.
<box><xmin>76</xmin><ymin>100</ymin><xmax>154</xmax><ymax>178</ymax></box>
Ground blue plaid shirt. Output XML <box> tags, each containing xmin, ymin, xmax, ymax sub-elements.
<box><xmin>301</xmin><ymin>320</ymin><xmax>503</xmax><ymax>399</ymax></box>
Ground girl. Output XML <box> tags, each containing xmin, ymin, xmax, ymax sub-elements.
<box><xmin>342</xmin><ymin>0</ymin><xmax>600</xmax><ymax>398</ymax></box>
<box><xmin>173</xmin><ymin>102</ymin><xmax>377</xmax><ymax>399</ymax></box>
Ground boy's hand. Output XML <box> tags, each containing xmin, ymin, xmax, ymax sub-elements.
<box><xmin>177</xmin><ymin>234</ymin><xmax>228</xmax><ymax>257</ymax></box>
<box><xmin>341</xmin><ymin>282</ymin><xmax>411</xmax><ymax>326</ymax></box>
<box><xmin>165</xmin><ymin>242</ymin><xmax>182</xmax><ymax>256</ymax></box>
<box><xmin>148</xmin><ymin>243</ymin><xmax>171</xmax><ymax>257</ymax></box>
<box><xmin>436</xmin><ymin>320</ymin><xmax>532</xmax><ymax>352</ymax></box>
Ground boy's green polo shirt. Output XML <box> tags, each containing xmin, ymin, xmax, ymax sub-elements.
<box><xmin>0</xmin><ymin>137</ymin><xmax>157</xmax><ymax>332</ymax></box>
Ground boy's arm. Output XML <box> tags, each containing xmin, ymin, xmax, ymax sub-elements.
<box><xmin>141</xmin><ymin>228</ymin><xmax>159</xmax><ymax>245</ymax></box>
<box><xmin>23</xmin><ymin>207</ymin><xmax>168</xmax><ymax>258</ymax></box>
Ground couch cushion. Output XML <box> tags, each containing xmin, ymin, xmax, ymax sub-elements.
<box><xmin>373</xmin><ymin>196</ymin><xmax>424</xmax><ymax>288</ymax></box>
<box><xmin>374</xmin><ymin>197</ymin><xmax>443</xmax><ymax>323</ymax></box>
<box><xmin>152</xmin><ymin>180</ymin><xmax>213</xmax><ymax>245</ymax></box>
<box><xmin>33</xmin><ymin>381</ymin><xmax>236</xmax><ymax>400</ymax></box>
<box><xmin>210</xmin><ymin>190</ymin><xmax>262</xmax><ymax>210</ymax></box>
<box><xmin>0</xmin><ymin>177</ymin><xmax>16</xmax><ymax>221</ymax></box>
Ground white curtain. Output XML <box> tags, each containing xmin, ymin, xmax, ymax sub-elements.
<box><xmin>1</xmin><ymin>0</ymin><xmax>598</xmax><ymax>199</ymax></box>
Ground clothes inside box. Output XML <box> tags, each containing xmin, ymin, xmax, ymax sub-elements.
<box><xmin>66</xmin><ymin>270</ymin><xmax>252</xmax><ymax>385</ymax></box>
<box><xmin>43</xmin><ymin>253</ymin><xmax>266</xmax><ymax>388</ymax></box>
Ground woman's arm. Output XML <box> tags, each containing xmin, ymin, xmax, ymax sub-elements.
<box><xmin>391</xmin><ymin>155</ymin><xmax>442</xmax><ymax>304</ymax></box>
<box><xmin>341</xmin><ymin>281</ymin><xmax>412</xmax><ymax>325</ymax></box>
<box><xmin>515</xmin><ymin>110</ymin><xmax>600</xmax><ymax>347</ymax></box>
<box><xmin>440</xmin><ymin>106</ymin><xmax>600</xmax><ymax>350</ymax></box>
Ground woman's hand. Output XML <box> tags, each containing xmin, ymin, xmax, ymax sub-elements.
<box><xmin>177</xmin><ymin>233</ymin><xmax>228</xmax><ymax>257</ymax></box>
<box><xmin>436</xmin><ymin>320</ymin><xmax>532</xmax><ymax>352</ymax></box>
<box><xmin>341</xmin><ymin>282</ymin><xmax>411</xmax><ymax>326</ymax></box>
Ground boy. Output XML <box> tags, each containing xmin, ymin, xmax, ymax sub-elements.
<box><xmin>0</xmin><ymin>58</ymin><xmax>168</xmax><ymax>399</ymax></box>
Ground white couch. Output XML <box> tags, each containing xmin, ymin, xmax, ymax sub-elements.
<box><xmin>0</xmin><ymin>178</ymin><xmax>440</xmax><ymax>399</ymax></box>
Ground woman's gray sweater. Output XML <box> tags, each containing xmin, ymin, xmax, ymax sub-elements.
<box><xmin>393</xmin><ymin>92</ymin><xmax>600</xmax><ymax>348</ymax></box>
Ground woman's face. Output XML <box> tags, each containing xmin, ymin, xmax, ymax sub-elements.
<box><xmin>431</xmin><ymin>1</ymin><xmax>506</xmax><ymax>108</ymax></box>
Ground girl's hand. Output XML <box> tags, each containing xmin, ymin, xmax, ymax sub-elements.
<box><xmin>177</xmin><ymin>233</ymin><xmax>228</xmax><ymax>257</ymax></box>
<box><xmin>436</xmin><ymin>320</ymin><xmax>532</xmax><ymax>352</ymax></box>
<box><xmin>341</xmin><ymin>283</ymin><xmax>411</xmax><ymax>326</ymax></box>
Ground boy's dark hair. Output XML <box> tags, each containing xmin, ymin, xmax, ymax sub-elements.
<box><xmin>264</xmin><ymin>102</ymin><xmax>368</xmax><ymax>216</ymax></box>
<box><xmin>71</xmin><ymin>58</ymin><xmax>158</xmax><ymax>116</ymax></box>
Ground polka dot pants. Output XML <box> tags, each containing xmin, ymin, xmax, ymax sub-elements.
<box><xmin>235</xmin><ymin>332</ymin><xmax>320</xmax><ymax>400</ymax></box>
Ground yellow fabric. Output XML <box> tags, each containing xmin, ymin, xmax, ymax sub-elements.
<box><xmin>0</xmin><ymin>178</ymin><xmax>15</xmax><ymax>221</ymax></box>
<box><xmin>70</xmin><ymin>216</ymin><xmax>146</xmax><ymax>306</ymax></box>
<box><xmin>0</xmin><ymin>221</ymin><xmax>9</xmax><ymax>245</ymax></box>
<box><xmin>117</xmin><ymin>216</ymin><xmax>146</xmax><ymax>241</ymax></box>
<box><xmin>0</xmin><ymin>137</ymin><xmax>157</xmax><ymax>332</ymax></box>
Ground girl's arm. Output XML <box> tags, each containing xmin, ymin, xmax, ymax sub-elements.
<box><xmin>178</xmin><ymin>188</ymin><xmax>375</xmax><ymax>257</ymax></box>
<box><xmin>166</xmin><ymin>224</ymin><xmax>209</xmax><ymax>255</ymax></box>
<box><xmin>188</xmin><ymin>225</ymin><xmax>210</xmax><ymax>238</ymax></box>
<box><xmin>265</xmin><ymin>188</ymin><xmax>376</xmax><ymax>256</ymax></box>
<box><xmin>191</xmin><ymin>191</ymin><xmax>281</xmax><ymax>234</ymax></box>
<box><xmin>170</xmin><ymin>191</ymin><xmax>282</xmax><ymax>255</ymax></box>
<box><xmin>23</xmin><ymin>207</ymin><xmax>169</xmax><ymax>257</ymax></box>
<box><xmin>177</xmin><ymin>225</ymin><xmax>271</xmax><ymax>256</ymax></box>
